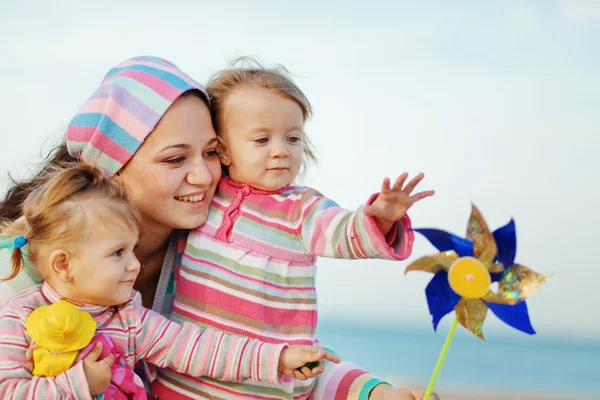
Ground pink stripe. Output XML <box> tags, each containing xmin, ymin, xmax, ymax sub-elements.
<box><xmin>212</xmin><ymin>199</ymin><xmax>303</xmax><ymax>236</ymax></box>
<box><xmin>0</xmin><ymin>366</ymin><xmax>24</xmax><ymax>372</ymax></box>
<box><xmin>236</xmin><ymin>339</ymin><xmax>250</xmax><ymax>381</ymax></box>
<box><xmin>110</xmin><ymin>59</ymin><xmax>207</xmax><ymax>95</ymax></box>
<box><xmin>220</xmin><ymin>335</ymin><xmax>238</xmax><ymax>380</ymax></box>
<box><xmin>64</xmin><ymin>125</ymin><xmax>93</xmax><ymax>143</ymax></box>
<box><xmin>232</xmin><ymin>230</ymin><xmax>307</xmax><ymax>261</ymax></box>
<box><xmin>153</xmin><ymin>375</ymin><xmax>281</xmax><ymax>400</ymax></box>
<box><xmin>172</xmin><ymin>306</ymin><xmax>310</xmax><ymax>346</ymax></box>
<box><xmin>255</xmin><ymin>342</ymin><xmax>263</xmax><ymax>381</ymax></box>
<box><xmin>0</xmin><ymin>341</ymin><xmax>27</xmax><ymax>349</ymax></box>
<box><xmin>199</xmin><ymin>225</ymin><xmax>312</xmax><ymax>263</ymax></box>
<box><xmin>146</xmin><ymin>325</ymin><xmax>170</xmax><ymax>361</ymax></box>
<box><xmin>77</xmin><ymin>97</ymin><xmax>151</xmax><ymax>139</ymax></box>
<box><xmin>322</xmin><ymin>366</ymin><xmax>352</xmax><ymax>399</ymax></box>
<box><xmin>110</xmin><ymin>69</ymin><xmax>184</xmax><ymax>102</ymax></box>
<box><xmin>193</xmin><ymin>328</ymin><xmax>213</xmax><ymax>375</ymax></box>
<box><xmin>177</xmin><ymin>281</ymin><xmax>315</xmax><ymax>327</ymax></box>
<box><xmin>88</xmin><ymin>134</ymin><xmax>133</xmax><ymax>165</ymax></box>
<box><xmin>67</xmin><ymin>126</ymin><xmax>132</xmax><ymax>165</ymax></box>
<box><xmin>352</xmin><ymin>216</ymin><xmax>369</xmax><ymax>258</ymax></box>
<box><xmin>266</xmin><ymin>344</ymin><xmax>279</xmax><ymax>383</ymax></box>
<box><xmin>209</xmin><ymin>332</ymin><xmax>224</xmax><ymax>377</ymax></box>
<box><xmin>183</xmin><ymin>255</ymin><xmax>314</xmax><ymax>291</ymax></box>
<box><xmin>335</xmin><ymin>368</ymin><xmax>366</xmax><ymax>400</ymax></box>
<box><xmin>184</xmin><ymin>331</ymin><xmax>202</xmax><ymax>374</ymax></box>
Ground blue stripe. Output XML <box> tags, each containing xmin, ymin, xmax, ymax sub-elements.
<box><xmin>358</xmin><ymin>379</ymin><xmax>389</xmax><ymax>400</ymax></box>
<box><xmin>69</xmin><ymin>113</ymin><xmax>141</xmax><ymax>154</ymax></box>
<box><xmin>104</xmin><ymin>64</ymin><xmax>196</xmax><ymax>92</ymax></box>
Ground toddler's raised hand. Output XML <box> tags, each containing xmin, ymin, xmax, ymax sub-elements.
<box><xmin>278</xmin><ymin>345</ymin><xmax>340</xmax><ymax>381</ymax></box>
<box><xmin>364</xmin><ymin>172</ymin><xmax>434</xmax><ymax>235</ymax></box>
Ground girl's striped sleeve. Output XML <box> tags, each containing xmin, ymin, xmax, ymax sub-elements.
<box><xmin>0</xmin><ymin>303</ymin><xmax>92</xmax><ymax>399</ymax></box>
<box><xmin>300</xmin><ymin>190</ymin><xmax>414</xmax><ymax>260</ymax></box>
<box><xmin>133</xmin><ymin>294</ymin><xmax>287</xmax><ymax>384</ymax></box>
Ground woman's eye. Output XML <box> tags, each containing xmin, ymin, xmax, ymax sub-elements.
<box><xmin>203</xmin><ymin>149</ymin><xmax>220</xmax><ymax>158</ymax></box>
<box><xmin>165</xmin><ymin>156</ymin><xmax>186</xmax><ymax>164</ymax></box>
<box><xmin>254</xmin><ymin>138</ymin><xmax>268</xmax><ymax>144</ymax></box>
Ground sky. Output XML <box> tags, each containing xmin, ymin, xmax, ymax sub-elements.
<box><xmin>0</xmin><ymin>0</ymin><xmax>598</xmax><ymax>339</ymax></box>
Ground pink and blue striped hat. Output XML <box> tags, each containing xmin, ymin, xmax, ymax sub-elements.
<box><xmin>66</xmin><ymin>56</ymin><xmax>209</xmax><ymax>177</ymax></box>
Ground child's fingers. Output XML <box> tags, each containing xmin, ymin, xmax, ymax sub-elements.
<box><xmin>299</xmin><ymin>365</ymin><xmax>314</xmax><ymax>378</ymax></box>
<box><xmin>84</xmin><ymin>342</ymin><xmax>103</xmax><ymax>362</ymax></box>
<box><xmin>293</xmin><ymin>369</ymin><xmax>308</xmax><ymax>381</ymax></box>
<box><xmin>310</xmin><ymin>362</ymin><xmax>326</xmax><ymax>375</ymax></box>
<box><xmin>321</xmin><ymin>350</ymin><xmax>340</xmax><ymax>364</ymax></box>
<box><xmin>100</xmin><ymin>353</ymin><xmax>115</xmax><ymax>367</ymax></box>
<box><xmin>402</xmin><ymin>172</ymin><xmax>425</xmax><ymax>194</ymax></box>
<box><xmin>410</xmin><ymin>190</ymin><xmax>435</xmax><ymax>203</ymax></box>
<box><xmin>392</xmin><ymin>173</ymin><xmax>409</xmax><ymax>191</ymax></box>
<box><xmin>381</xmin><ymin>177</ymin><xmax>391</xmax><ymax>194</ymax></box>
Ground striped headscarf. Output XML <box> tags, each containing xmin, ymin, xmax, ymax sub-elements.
<box><xmin>66</xmin><ymin>56</ymin><xmax>208</xmax><ymax>177</ymax></box>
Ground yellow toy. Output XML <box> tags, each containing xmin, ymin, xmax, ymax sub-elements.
<box><xmin>25</xmin><ymin>300</ymin><xmax>96</xmax><ymax>377</ymax></box>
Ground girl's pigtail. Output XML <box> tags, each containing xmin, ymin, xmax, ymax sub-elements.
<box><xmin>0</xmin><ymin>217</ymin><xmax>30</xmax><ymax>281</ymax></box>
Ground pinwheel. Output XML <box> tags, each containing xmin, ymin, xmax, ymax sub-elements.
<box><xmin>406</xmin><ymin>205</ymin><xmax>550</xmax><ymax>398</ymax></box>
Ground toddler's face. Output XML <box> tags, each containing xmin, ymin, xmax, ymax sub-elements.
<box><xmin>67</xmin><ymin>220</ymin><xmax>141</xmax><ymax>306</ymax></box>
<box><xmin>219</xmin><ymin>86</ymin><xmax>304</xmax><ymax>191</ymax></box>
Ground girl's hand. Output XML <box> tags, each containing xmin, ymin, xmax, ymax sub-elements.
<box><xmin>82</xmin><ymin>342</ymin><xmax>114</xmax><ymax>396</ymax></box>
<box><xmin>278</xmin><ymin>345</ymin><xmax>340</xmax><ymax>380</ymax></box>
<box><xmin>25</xmin><ymin>343</ymin><xmax>39</xmax><ymax>371</ymax></box>
<box><xmin>364</xmin><ymin>173</ymin><xmax>435</xmax><ymax>235</ymax></box>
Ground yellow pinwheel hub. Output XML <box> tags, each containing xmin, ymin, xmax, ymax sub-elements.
<box><xmin>448</xmin><ymin>257</ymin><xmax>491</xmax><ymax>299</ymax></box>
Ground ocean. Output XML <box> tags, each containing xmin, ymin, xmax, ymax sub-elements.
<box><xmin>316</xmin><ymin>318</ymin><xmax>600</xmax><ymax>398</ymax></box>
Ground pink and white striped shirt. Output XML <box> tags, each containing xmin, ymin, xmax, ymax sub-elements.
<box><xmin>151</xmin><ymin>178</ymin><xmax>413</xmax><ymax>400</ymax></box>
<box><xmin>0</xmin><ymin>282</ymin><xmax>286</xmax><ymax>400</ymax></box>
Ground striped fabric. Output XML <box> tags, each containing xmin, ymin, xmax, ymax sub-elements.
<box><xmin>0</xmin><ymin>282</ymin><xmax>286</xmax><ymax>399</ymax></box>
<box><xmin>66</xmin><ymin>56</ymin><xmax>208</xmax><ymax>177</ymax></box>
<box><xmin>151</xmin><ymin>177</ymin><xmax>413</xmax><ymax>399</ymax></box>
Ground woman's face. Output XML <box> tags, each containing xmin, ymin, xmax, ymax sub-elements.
<box><xmin>117</xmin><ymin>93</ymin><xmax>222</xmax><ymax>232</ymax></box>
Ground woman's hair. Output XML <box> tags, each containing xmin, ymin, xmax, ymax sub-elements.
<box><xmin>0</xmin><ymin>90</ymin><xmax>209</xmax><ymax>225</ymax></box>
<box><xmin>0</xmin><ymin>143</ymin><xmax>76</xmax><ymax>223</ymax></box>
<box><xmin>0</xmin><ymin>163</ymin><xmax>142</xmax><ymax>281</ymax></box>
<box><xmin>207</xmin><ymin>57</ymin><xmax>317</xmax><ymax>169</ymax></box>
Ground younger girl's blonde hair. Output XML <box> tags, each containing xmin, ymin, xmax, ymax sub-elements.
<box><xmin>207</xmin><ymin>57</ymin><xmax>317</xmax><ymax>168</ymax></box>
<box><xmin>0</xmin><ymin>163</ymin><xmax>142</xmax><ymax>281</ymax></box>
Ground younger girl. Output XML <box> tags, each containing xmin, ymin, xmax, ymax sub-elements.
<box><xmin>0</xmin><ymin>164</ymin><xmax>339</xmax><ymax>399</ymax></box>
<box><xmin>151</xmin><ymin>61</ymin><xmax>437</xmax><ymax>400</ymax></box>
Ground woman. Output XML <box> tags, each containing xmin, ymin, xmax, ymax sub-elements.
<box><xmin>0</xmin><ymin>56</ymin><xmax>438</xmax><ymax>400</ymax></box>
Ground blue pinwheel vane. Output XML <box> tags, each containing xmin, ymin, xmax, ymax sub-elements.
<box><xmin>406</xmin><ymin>205</ymin><xmax>550</xmax><ymax>398</ymax></box>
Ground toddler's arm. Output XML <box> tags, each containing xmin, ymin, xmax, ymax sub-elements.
<box><xmin>0</xmin><ymin>304</ymin><xmax>93</xmax><ymax>400</ymax></box>
<box><xmin>133</xmin><ymin>294</ymin><xmax>337</xmax><ymax>385</ymax></box>
<box><xmin>299</xmin><ymin>188</ymin><xmax>413</xmax><ymax>260</ymax></box>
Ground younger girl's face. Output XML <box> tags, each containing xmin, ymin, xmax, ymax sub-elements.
<box><xmin>67</xmin><ymin>218</ymin><xmax>141</xmax><ymax>306</ymax></box>
<box><xmin>219</xmin><ymin>86</ymin><xmax>304</xmax><ymax>191</ymax></box>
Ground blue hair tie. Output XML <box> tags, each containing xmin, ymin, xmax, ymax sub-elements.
<box><xmin>14</xmin><ymin>235</ymin><xmax>28</xmax><ymax>249</ymax></box>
